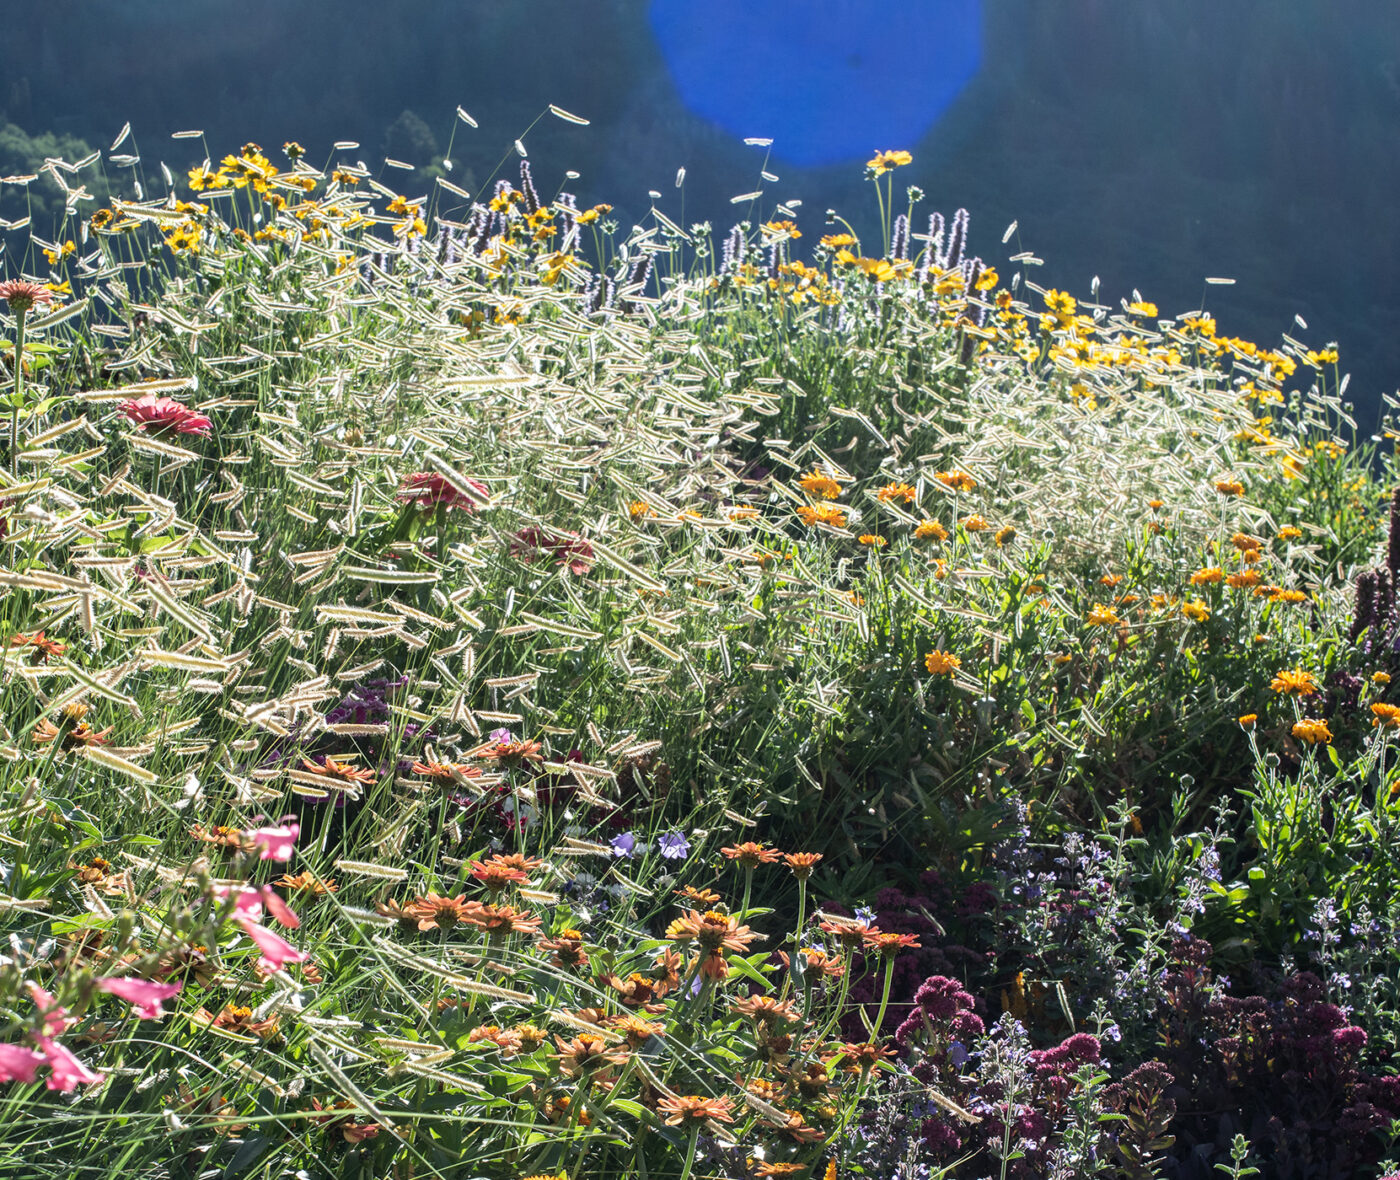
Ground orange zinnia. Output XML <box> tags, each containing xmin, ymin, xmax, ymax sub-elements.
<box><xmin>721</xmin><ymin>842</ymin><xmax>782</xmax><ymax>868</ymax></box>
<box><xmin>656</xmin><ymin>1094</ymin><xmax>736</xmax><ymax>1125</ymax></box>
<box><xmin>665</xmin><ymin>910</ymin><xmax>756</xmax><ymax>954</ymax></box>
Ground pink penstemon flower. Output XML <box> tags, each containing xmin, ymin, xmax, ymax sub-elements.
<box><xmin>119</xmin><ymin>395</ymin><xmax>213</xmax><ymax>437</ymax></box>
<box><xmin>213</xmin><ymin>883</ymin><xmax>300</xmax><ymax>928</ymax></box>
<box><xmin>245</xmin><ymin>821</ymin><xmax>299</xmax><ymax>862</ymax></box>
<box><xmin>0</xmin><ymin>1042</ymin><xmax>44</xmax><ymax>1084</ymax></box>
<box><xmin>27</xmin><ymin>984</ymin><xmax>69</xmax><ymax>1036</ymax></box>
<box><xmin>96</xmin><ymin>976</ymin><xmax>183</xmax><ymax>1020</ymax></box>
<box><xmin>238</xmin><ymin>918</ymin><xmax>308</xmax><ymax>973</ymax></box>
<box><xmin>36</xmin><ymin>1036</ymin><xmax>104</xmax><ymax>1092</ymax></box>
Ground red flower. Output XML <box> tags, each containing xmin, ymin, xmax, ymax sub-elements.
<box><xmin>511</xmin><ymin>527</ymin><xmax>594</xmax><ymax>575</ymax></box>
<box><xmin>396</xmin><ymin>472</ymin><xmax>489</xmax><ymax>512</ymax></box>
<box><xmin>120</xmin><ymin>396</ymin><xmax>212</xmax><ymax>437</ymax></box>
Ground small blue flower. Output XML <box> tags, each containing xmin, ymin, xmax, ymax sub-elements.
<box><xmin>657</xmin><ymin>831</ymin><xmax>690</xmax><ymax>859</ymax></box>
<box><xmin>610</xmin><ymin>832</ymin><xmax>639</xmax><ymax>859</ymax></box>
<box><xmin>855</xmin><ymin>906</ymin><xmax>877</xmax><ymax>925</ymax></box>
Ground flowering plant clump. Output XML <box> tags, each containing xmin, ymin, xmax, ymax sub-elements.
<box><xmin>0</xmin><ymin>130</ymin><xmax>1393</xmax><ymax>1178</ymax></box>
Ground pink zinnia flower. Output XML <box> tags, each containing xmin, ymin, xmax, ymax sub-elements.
<box><xmin>396</xmin><ymin>472</ymin><xmax>489</xmax><ymax>512</ymax></box>
<box><xmin>0</xmin><ymin>280</ymin><xmax>54</xmax><ymax>314</ymax></box>
<box><xmin>36</xmin><ymin>1036</ymin><xmax>104</xmax><ymax>1092</ymax></box>
<box><xmin>510</xmin><ymin>527</ymin><xmax>594</xmax><ymax>575</ymax></box>
<box><xmin>0</xmin><ymin>1042</ymin><xmax>44</xmax><ymax>1084</ymax></box>
<box><xmin>119</xmin><ymin>395</ymin><xmax>213</xmax><ymax>437</ymax></box>
<box><xmin>238</xmin><ymin>918</ymin><xmax>308</xmax><ymax>973</ymax></box>
<box><xmin>246</xmin><ymin>822</ymin><xmax>299</xmax><ymax>861</ymax></box>
<box><xmin>213</xmin><ymin>884</ymin><xmax>300</xmax><ymax>928</ymax></box>
<box><xmin>28</xmin><ymin>984</ymin><xmax>69</xmax><ymax>1036</ymax></box>
<box><xmin>96</xmin><ymin>976</ymin><xmax>182</xmax><ymax>1020</ymax></box>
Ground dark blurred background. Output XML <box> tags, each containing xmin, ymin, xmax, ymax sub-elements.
<box><xmin>2</xmin><ymin>0</ymin><xmax>1396</xmax><ymax>425</ymax></box>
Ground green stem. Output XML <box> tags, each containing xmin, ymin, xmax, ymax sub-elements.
<box><xmin>781</xmin><ymin>879</ymin><xmax>808</xmax><ymax>1001</ymax></box>
<box><xmin>10</xmin><ymin>308</ymin><xmax>25</xmax><ymax>475</ymax></box>
<box><xmin>676</xmin><ymin>1122</ymin><xmax>700</xmax><ymax>1180</ymax></box>
<box><xmin>870</xmin><ymin>957</ymin><xmax>895</xmax><ymax>1040</ymax></box>
<box><xmin>739</xmin><ymin>866</ymin><xmax>754</xmax><ymax>920</ymax></box>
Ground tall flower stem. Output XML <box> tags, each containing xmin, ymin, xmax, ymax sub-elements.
<box><xmin>9</xmin><ymin>307</ymin><xmax>26</xmax><ymax>475</ymax></box>
<box><xmin>676</xmin><ymin>1122</ymin><xmax>701</xmax><ymax>1180</ymax></box>
<box><xmin>870</xmin><ymin>957</ymin><xmax>896</xmax><ymax>1041</ymax></box>
<box><xmin>780</xmin><ymin>878</ymin><xmax>808</xmax><ymax>1001</ymax></box>
<box><xmin>739</xmin><ymin>865</ymin><xmax>755</xmax><ymax>920</ymax></box>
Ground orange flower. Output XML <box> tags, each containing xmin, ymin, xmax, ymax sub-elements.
<box><xmin>1085</xmin><ymin>604</ymin><xmax>1120</xmax><ymax>627</ymax></box>
<box><xmin>552</xmin><ymin>1033</ymin><xmax>628</xmax><ymax>1077</ymax></box>
<box><xmin>467</xmin><ymin>1024</ymin><xmax>524</xmax><ymax>1056</ymax></box>
<box><xmin>1214</xmin><ymin>478</ymin><xmax>1245</xmax><ymax>496</ymax></box>
<box><xmin>796</xmin><ymin>503</ymin><xmax>848</xmax><ymax>529</ymax></box>
<box><xmin>300</xmin><ymin>755</ymin><xmax>376</xmax><ymax>785</ymax></box>
<box><xmin>858</xmin><ymin>534</ymin><xmax>887</xmax><ymax>548</ymax></box>
<box><xmin>934</xmin><ymin>470</ymin><xmax>976</xmax><ymax>493</ymax></box>
<box><xmin>540</xmin><ymin>929</ymin><xmax>589</xmax><ymax>971</ymax></box>
<box><xmin>273</xmin><ymin>871</ymin><xmax>336</xmax><ymax>895</ymax></box>
<box><xmin>995</xmin><ymin>526</ymin><xmax>1017</xmax><ymax>547</ymax></box>
<box><xmin>407</xmin><ymin>893</ymin><xmax>481</xmax><ymax>932</ymax></box>
<box><xmin>7</xmin><ymin>631</ymin><xmax>65</xmax><ymax>663</ymax></box>
<box><xmin>488</xmin><ymin>852</ymin><xmax>547</xmax><ymax>873</ymax></box>
<box><xmin>468</xmin><ymin>859</ymin><xmax>530</xmax><ymax>891</ymax></box>
<box><xmin>1180</xmin><ymin>599</ymin><xmax>1210</xmax><ymax>622</ymax></box>
<box><xmin>608</xmin><ymin>1014</ymin><xmax>665</xmax><ymax>1047</ymax></box>
<box><xmin>790</xmin><ymin>947</ymin><xmax>846</xmax><ymax>979</ymax></box>
<box><xmin>601</xmin><ymin>972</ymin><xmax>670</xmax><ymax>1012</ymax></box>
<box><xmin>657</xmin><ymin>1094</ymin><xmax>736</xmax><ymax>1125</ymax></box>
<box><xmin>1189</xmin><ymin>567</ymin><xmax>1224</xmax><ymax>585</ymax></box>
<box><xmin>798</xmin><ymin>469</ymin><xmax>843</xmax><ymax>500</ymax></box>
<box><xmin>472</xmin><ymin>903</ymin><xmax>542</xmax><ymax>939</ymax></box>
<box><xmin>876</xmin><ymin>482</ymin><xmax>917</xmax><ymax>504</ymax></box>
<box><xmin>666</xmin><ymin>910</ymin><xmax>756</xmax><ymax>954</ymax></box>
<box><xmin>477</xmin><ymin>736</ymin><xmax>544</xmax><ymax>764</ymax></box>
<box><xmin>913</xmin><ymin>519</ymin><xmax>948</xmax><ymax>542</ymax></box>
<box><xmin>783</xmin><ymin>852</ymin><xmax>823</xmax><ymax>880</ymax></box>
<box><xmin>1292</xmin><ymin>718</ymin><xmax>1331</xmax><ymax>744</ymax></box>
<box><xmin>1372</xmin><ymin>703</ymin><xmax>1400</xmax><ymax>730</ymax></box>
<box><xmin>1238</xmin><ymin>714</ymin><xmax>1258</xmax><ymax>728</ymax></box>
<box><xmin>924</xmin><ymin>650</ymin><xmax>961</xmax><ymax>676</ymax></box>
<box><xmin>755</xmin><ymin>1162</ymin><xmax>809</xmax><ymax>1177</ymax></box>
<box><xmin>33</xmin><ymin>717</ymin><xmax>113</xmax><ymax>751</ymax></box>
<box><xmin>721</xmin><ymin>842</ymin><xmax>782</xmax><ymax>868</ymax></box>
<box><xmin>862</xmin><ymin>930</ymin><xmax>922</xmax><ymax>958</ymax></box>
<box><xmin>676</xmin><ymin>885</ymin><xmax>723</xmax><ymax>906</ymax></box>
<box><xmin>731</xmin><ymin>994</ymin><xmax>800</xmax><ymax>1024</ymax></box>
<box><xmin>373</xmin><ymin>897</ymin><xmax>421</xmax><ymax>931</ymax></box>
<box><xmin>819</xmin><ymin>917</ymin><xmax>874</xmax><ymax>949</ymax></box>
<box><xmin>410</xmin><ymin>760</ymin><xmax>482</xmax><ymax>783</ymax></box>
<box><xmin>960</xmin><ymin>513</ymin><xmax>989</xmax><ymax>532</ymax></box>
<box><xmin>1270</xmin><ymin>668</ymin><xmax>1318</xmax><ymax>696</ymax></box>
<box><xmin>190</xmin><ymin>823</ymin><xmax>249</xmax><ymax>851</ymax></box>
<box><xmin>835</xmin><ymin>1041</ymin><xmax>896</xmax><ymax>1071</ymax></box>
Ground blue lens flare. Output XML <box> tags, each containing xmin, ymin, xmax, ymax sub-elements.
<box><xmin>648</xmin><ymin>0</ymin><xmax>983</xmax><ymax>167</ymax></box>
